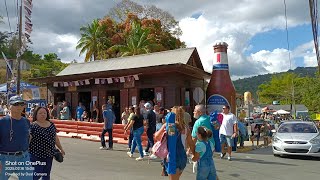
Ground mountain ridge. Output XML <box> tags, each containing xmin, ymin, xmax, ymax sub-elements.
<box><xmin>233</xmin><ymin>66</ymin><xmax>318</xmax><ymax>98</ymax></box>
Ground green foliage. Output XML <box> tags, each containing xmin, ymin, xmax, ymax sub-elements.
<box><xmin>233</xmin><ymin>67</ymin><xmax>318</xmax><ymax>99</ymax></box>
<box><xmin>76</xmin><ymin>19</ymin><xmax>110</xmax><ymax>62</ymax></box>
<box><xmin>109</xmin><ymin>21</ymin><xmax>161</xmax><ymax>56</ymax></box>
<box><xmin>257</xmin><ymin>71</ymin><xmax>320</xmax><ymax>114</ymax></box>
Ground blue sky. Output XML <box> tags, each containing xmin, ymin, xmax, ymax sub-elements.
<box><xmin>247</xmin><ymin>24</ymin><xmax>313</xmax><ymax>67</ymax></box>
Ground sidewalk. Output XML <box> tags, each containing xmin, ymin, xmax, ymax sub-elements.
<box><xmin>236</xmin><ymin>140</ymin><xmax>270</xmax><ymax>153</ymax></box>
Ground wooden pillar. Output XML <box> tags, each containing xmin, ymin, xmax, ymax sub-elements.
<box><xmin>120</xmin><ymin>89</ymin><xmax>129</xmax><ymax>112</ymax></box>
<box><xmin>71</xmin><ymin>92</ymin><xmax>78</xmax><ymax>119</ymax></box>
<box><xmin>165</xmin><ymin>87</ymin><xmax>175</xmax><ymax>109</ymax></box>
<box><xmin>180</xmin><ymin>88</ymin><xmax>186</xmax><ymax>106</ymax></box>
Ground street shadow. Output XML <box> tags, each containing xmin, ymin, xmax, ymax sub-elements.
<box><xmin>231</xmin><ymin>157</ymin><xmax>297</xmax><ymax>166</ymax></box>
<box><xmin>276</xmin><ymin>155</ymin><xmax>320</xmax><ymax>161</ymax></box>
<box><xmin>242</xmin><ymin>146</ymin><xmax>273</xmax><ymax>155</ymax></box>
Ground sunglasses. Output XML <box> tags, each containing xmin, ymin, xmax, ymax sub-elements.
<box><xmin>12</xmin><ymin>102</ymin><xmax>26</xmax><ymax>106</ymax></box>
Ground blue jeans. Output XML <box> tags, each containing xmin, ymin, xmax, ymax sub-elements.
<box><xmin>30</xmin><ymin>154</ymin><xmax>53</xmax><ymax>180</ymax></box>
<box><xmin>0</xmin><ymin>151</ymin><xmax>33</xmax><ymax>180</ymax></box>
<box><xmin>239</xmin><ymin>133</ymin><xmax>245</xmax><ymax>147</ymax></box>
<box><xmin>101</xmin><ymin>128</ymin><xmax>113</xmax><ymax>148</ymax></box>
<box><xmin>128</xmin><ymin>129</ymin><xmax>133</xmax><ymax>149</ymax></box>
<box><xmin>130</xmin><ymin>126</ymin><xmax>144</xmax><ymax>157</ymax></box>
<box><xmin>145</xmin><ymin>128</ymin><xmax>155</xmax><ymax>153</ymax></box>
<box><xmin>196</xmin><ymin>158</ymin><xmax>217</xmax><ymax>180</ymax></box>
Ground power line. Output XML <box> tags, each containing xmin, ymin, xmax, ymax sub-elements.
<box><xmin>283</xmin><ymin>0</ymin><xmax>291</xmax><ymax>70</ymax></box>
<box><xmin>309</xmin><ymin>0</ymin><xmax>320</xmax><ymax>73</ymax></box>
<box><xmin>3</xmin><ymin>0</ymin><xmax>12</xmax><ymax>32</ymax></box>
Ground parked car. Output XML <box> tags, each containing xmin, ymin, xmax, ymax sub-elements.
<box><xmin>272</xmin><ymin>121</ymin><xmax>320</xmax><ymax>157</ymax></box>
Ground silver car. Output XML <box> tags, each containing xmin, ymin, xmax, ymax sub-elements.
<box><xmin>272</xmin><ymin>121</ymin><xmax>320</xmax><ymax>157</ymax></box>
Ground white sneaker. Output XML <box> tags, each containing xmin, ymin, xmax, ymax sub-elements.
<box><xmin>227</xmin><ymin>156</ymin><xmax>232</xmax><ymax>161</ymax></box>
<box><xmin>149</xmin><ymin>154</ymin><xmax>157</xmax><ymax>159</ymax></box>
<box><xmin>143</xmin><ymin>150</ymin><xmax>149</xmax><ymax>156</ymax></box>
<box><xmin>136</xmin><ymin>157</ymin><xmax>144</xmax><ymax>161</ymax></box>
<box><xmin>99</xmin><ymin>147</ymin><xmax>107</xmax><ymax>150</ymax></box>
<box><xmin>127</xmin><ymin>152</ymin><xmax>133</xmax><ymax>158</ymax></box>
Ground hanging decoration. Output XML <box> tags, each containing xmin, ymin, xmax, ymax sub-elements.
<box><xmin>52</xmin><ymin>74</ymin><xmax>140</xmax><ymax>87</ymax></box>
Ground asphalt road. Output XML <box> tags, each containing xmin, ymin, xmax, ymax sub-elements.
<box><xmin>51</xmin><ymin>138</ymin><xmax>320</xmax><ymax>180</ymax></box>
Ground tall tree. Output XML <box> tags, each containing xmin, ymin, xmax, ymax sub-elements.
<box><xmin>108</xmin><ymin>0</ymin><xmax>182</xmax><ymax>37</ymax></box>
<box><xmin>258</xmin><ymin>73</ymin><xmax>297</xmax><ymax>104</ymax></box>
<box><xmin>76</xmin><ymin>19</ymin><xmax>109</xmax><ymax>61</ymax></box>
<box><xmin>108</xmin><ymin>20</ymin><xmax>160</xmax><ymax>57</ymax></box>
<box><xmin>43</xmin><ymin>53</ymin><xmax>59</xmax><ymax>61</ymax></box>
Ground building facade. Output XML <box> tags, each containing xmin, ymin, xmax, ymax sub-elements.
<box><xmin>32</xmin><ymin>48</ymin><xmax>210</xmax><ymax>123</ymax></box>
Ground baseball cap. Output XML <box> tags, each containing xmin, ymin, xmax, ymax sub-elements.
<box><xmin>9</xmin><ymin>95</ymin><xmax>26</xmax><ymax>105</ymax></box>
<box><xmin>144</xmin><ymin>102</ymin><xmax>152</xmax><ymax>109</ymax></box>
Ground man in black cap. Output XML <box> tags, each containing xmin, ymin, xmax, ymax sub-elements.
<box><xmin>0</xmin><ymin>95</ymin><xmax>33</xmax><ymax>179</ymax></box>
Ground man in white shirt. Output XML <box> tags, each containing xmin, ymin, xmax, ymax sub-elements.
<box><xmin>219</xmin><ymin>105</ymin><xmax>238</xmax><ymax>161</ymax></box>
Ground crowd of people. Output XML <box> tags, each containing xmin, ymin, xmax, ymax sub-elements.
<box><xmin>97</xmin><ymin>100</ymin><xmax>242</xmax><ymax>180</ymax></box>
<box><xmin>1</xmin><ymin>95</ymin><xmax>283</xmax><ymax>180</ymax></box>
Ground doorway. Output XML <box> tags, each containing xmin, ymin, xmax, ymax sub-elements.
<box><xmin>107</xmin><ymin>90</ymin><xmax>121</xmax><ymax>124</ymax></box>
<box><xmin>78</xmin><ymin>91</ymin><xmax>91</xmax><ymax>116</ymax></box>
<box><xmin>140</xmin><ymin>88</ymin><xmax>155</xmax><ymax>104</ymax></box>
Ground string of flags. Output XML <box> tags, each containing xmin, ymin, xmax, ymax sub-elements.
<box><xmin>17</xmin><ymin>0</ymin><xmax>33</xmax><ymax>58</ymax></box>
<box><xmin>53</xmin><ymin>75</ymin><xmax>139</xmax><ymax>87</ymax></box>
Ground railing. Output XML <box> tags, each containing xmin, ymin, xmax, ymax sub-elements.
<box><xmin>51</xmin><ymin>119</ymin><xmax>148</xmax><ymax>146</ymax></box>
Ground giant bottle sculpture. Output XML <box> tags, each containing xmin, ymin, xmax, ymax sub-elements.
<box><xmin>207</xmin><ymin>42</ymin><xmax>236</xmax><ymax>115</ymax></box>
<box><xmin>207</xmin><ymin>42</ymin><xmax>237</xmax><ymax>152</ymax></box>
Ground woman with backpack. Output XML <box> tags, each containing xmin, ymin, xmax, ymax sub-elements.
<box><xmin>155</xmin><ymin>106</ymin><xmax>195</xmax><ymax>180</ymax></box>
<box><xmin>124</xmin><ymin>106</ymin><xmax>145</xmax><ymax>161</ymax></box>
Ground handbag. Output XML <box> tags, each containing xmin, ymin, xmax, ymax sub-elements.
<box><xmin>152</xmin><ymin>132</ymin><xmax>168</xmax><ymax>159</ymax></box>
<box><xmin>53</xmin><ymin>149</ymin><xmax>64</xmax><ymax>163</ymax></box>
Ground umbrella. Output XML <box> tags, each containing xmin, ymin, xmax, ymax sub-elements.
<box><xmin>273</xmin><ymin>109</ymin><xmax>290</xmax><ymax>115</ymax></box>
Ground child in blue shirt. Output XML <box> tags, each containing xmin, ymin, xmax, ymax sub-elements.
<box><xmin>192</xmin><ymin>126</ymin><xmax>217</xmax><ymax>180</ymax></box>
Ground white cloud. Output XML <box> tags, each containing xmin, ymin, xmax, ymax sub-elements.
<box><xmin>177</xmin><ymin>0</ymin><xmax>314</xmax><ymax>78</ymax></box>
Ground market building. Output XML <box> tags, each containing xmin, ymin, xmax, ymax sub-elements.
<box><xmin>32</xmin><ymin>48</ymin><xmax>210</xmax><ymax>123</ymax></box>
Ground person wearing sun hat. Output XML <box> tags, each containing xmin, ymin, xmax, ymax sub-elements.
<box><xmin>0</xmin><ymin>95</ymin><xmax>33</xmax><ymax>179</ymax></box>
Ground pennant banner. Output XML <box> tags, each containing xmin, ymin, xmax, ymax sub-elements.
<box><xmin>107</xmin><ymin>78</ymin><xmax>113</xmax><ymax>84</ymax></box>
<box><xmin>133</xmin><ymin>75</ymin><xmax>139</xmax><ymax>80</ymax></box>
<box><xmin>24</xmin><ymin>0</ymin><xmax>33</xmax><ymax>10</ymax></box>
<box><xmin>95</xmin><ymin>78</ymin><xmax>100</xmax><ymax>84</ymax></box>
<box><xmin>119</xmin><ymin>77</ymin><xmax>125</xmax><ymax>83</ymax></box>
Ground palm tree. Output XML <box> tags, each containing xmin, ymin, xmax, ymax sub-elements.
<box><xmin>76</xmin><ymin>19</ymin><xmax>109</xmax><ymax>62</ymax></box>
<box><xmin>109</xmin><ymin>21</ymin><xmax>161</xmax><ymax>57</ymax></box>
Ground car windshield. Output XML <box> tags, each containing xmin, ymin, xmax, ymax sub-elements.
<box><xmin>278</xmin><ymin>123</ymin><xmax>318</xmax><ymax>133</ymax></box>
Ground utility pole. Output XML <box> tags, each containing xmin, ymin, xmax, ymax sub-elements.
<box><xmin>17</xmin><ymin>0</ymin><xmax>22</xmax><ymax>95</ymax></box>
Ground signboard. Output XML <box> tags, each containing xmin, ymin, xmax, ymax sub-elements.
<box><xmin>68</xmin><ymin>86</ymin><xmax>77</xmax><ymax>92</ymax></box>
<box><xmin>26</xmin><ymin>99</ymin><xmax>47</xmax><ymax>113</ymax></box>
<box><xmin>193</xmin><ymin>87</ymin><xmax>204</xmax><ymax>104</ymax></box>
<box><xmin>207</xmin><ymin>94</ymin><xmax>230</xmax><ymax>114</ymax></box>
<box><xmin>156</xmin><ymin>92</ymin><xmax>162</xmax><ymax>101</ymax></box>
<box><xmin>132</xmin><ymin>96</ymin><xmax>137</xmax><ymax>106</ymax></box>
<box><xmin>31</xmin><ymin>88</ymin><xmax>40</xmax><ymax>99</ymax></box>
